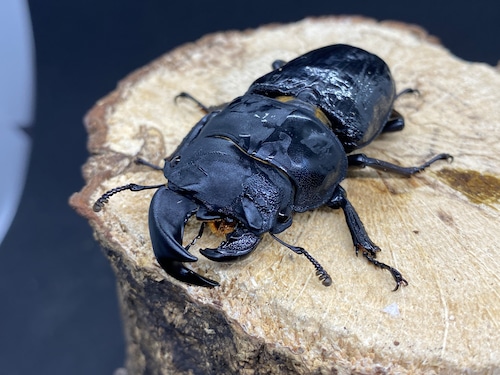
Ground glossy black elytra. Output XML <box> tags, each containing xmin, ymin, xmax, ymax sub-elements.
<box><xmin>94</xmin><ymin>44</ymin><xmax>452</xmax><ymax>290</ymax></box>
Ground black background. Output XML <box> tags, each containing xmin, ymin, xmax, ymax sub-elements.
<box><xmin>0</xmin><ymin>1</ymin><xmax>498</xmax><ymax>374</ymax></box>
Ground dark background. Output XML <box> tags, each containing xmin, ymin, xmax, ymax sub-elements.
<box><xmin>0</xmin><ymin>1</ymin><xmax>498</xmax><ymax>374</ymax></box>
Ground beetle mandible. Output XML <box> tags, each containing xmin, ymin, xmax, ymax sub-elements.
<box><xmin>94</xmin><ymin>44</ymin><xmax>452</xmax><ymax>290</ymax></box>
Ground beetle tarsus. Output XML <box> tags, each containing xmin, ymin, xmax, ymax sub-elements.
<box><xmin>329</xmin><ymin>186</ymin><xmax>407</xmax><ymax>289</ymax></box>
<box><xmin>271</xmin><ymin>233</ymin><xmax>332</xmax><ymax>287</ymax></box>
<box><xmin>362</xmin><ymin>251</ymin><xmax>408</xmax><ymax>291</ymax></box>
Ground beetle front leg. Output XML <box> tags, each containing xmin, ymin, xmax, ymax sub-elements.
<box><xmin>328</xmin><ymin>185</ymin><xmax>408</xmax><ymax>290</ymax></box>
<box><xmin>328</xmin><ymin>186</ymin><xmax>380</xmax><ymax>257</ymax></box>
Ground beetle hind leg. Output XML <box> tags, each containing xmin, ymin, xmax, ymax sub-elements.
<box><xmin>328</xmin><ymin>185</ymin><xmax>407</xmax><ymax>291</ymax></box>
<box><xmin>347</xmin><ymin>153</ymin><xmax>452</xmax><ymax>177</ymax></box>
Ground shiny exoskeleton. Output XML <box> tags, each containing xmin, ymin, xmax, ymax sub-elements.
<box><xmin>94</xmin><ymin>44</ymin><xmax>451</xmax><ymax>290</ymax></box>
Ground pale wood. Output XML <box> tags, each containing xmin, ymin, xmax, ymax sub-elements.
<box><xmin>70</xmin><ymin>16</ymin><xmax>500</xmax><ymax>374</ymax></box>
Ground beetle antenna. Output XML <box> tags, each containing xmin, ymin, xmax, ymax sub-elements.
<box><xmin>270</xmin><ymin>234</ymin><xmax>332</xmax><ymax>286</ymax></box>
<box><xmin>93</xmin><ymin>183</ymin><xmax>164</xmax><ymax>212</ymax></box>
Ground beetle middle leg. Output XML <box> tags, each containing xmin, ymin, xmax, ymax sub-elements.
<box><xmin>328</xmin><ymin>185</ymin><xmax>408</xmax><ymax>291</ymax></box>
<box><xmin>382</xmin><ymin>109</ymin><xmax>405</xmax><ymax>133</ymax></box>
<box><xmin>175</xmin><ymin>92</ymin><xmax>210</xmax><ymax>113</ymax></box>
<box><xmin>383</xmin><ymin>88</ymin><xmax>419</xmax><ymax>132</ymax></box>
<box><xmin>175</xmin><ymin>92</ymin><xmax>228</xmax><ymax>113</ymax></box>
<box><xmin>347</xmin><ymin>153</ymin><xmax>452</xmax><ymax>177</ymax></box>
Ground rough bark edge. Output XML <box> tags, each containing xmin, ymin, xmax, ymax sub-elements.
<box><xmin>105</xmin><ymin>244</ymin><xmax>338</xmax><ymax>375</ymax></box>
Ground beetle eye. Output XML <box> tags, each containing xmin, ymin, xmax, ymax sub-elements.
<box><xmin>170</xmin><ymin>155</ymin><xmax>181</xmax><ymax>167</ymax></box>
<box><xmin>277</xmin><ymin>211</ymin><xmax>291</xmax><ymax>223</ymax></box>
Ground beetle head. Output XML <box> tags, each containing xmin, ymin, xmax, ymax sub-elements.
<box><xmin>166</xmin><ymin>135</ymin><xmax>296</xmax><ymax>237</ymax></box>
<box><xmin>145</xmin><ymin>162</ymin><xmax>296</xmax><ymax>286</ymax></box>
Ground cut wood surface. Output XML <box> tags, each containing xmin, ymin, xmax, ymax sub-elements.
<box><xmin>70</xmin><ymin>17</ymin><xmax>500</xmax><ymax>375</ymax></box>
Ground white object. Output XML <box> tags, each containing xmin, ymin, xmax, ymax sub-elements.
<box><xmin>0</xmin><ymin>0</ymin><xmax>35</xmax><ymax>245</ymax></box>
<box><xmin>382</xmin><ymin>302</ymin><xmax>401</xmax><ymax>317</ymax></box>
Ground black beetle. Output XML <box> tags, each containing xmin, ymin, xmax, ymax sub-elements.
<box><xmin>94</xmin><ymin>44</ymin><xmax>451</xmax><ymax>290</ymax></box>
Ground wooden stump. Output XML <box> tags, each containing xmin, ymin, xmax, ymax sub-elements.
<box><xmin>70</xmin><ymin>17</ymin><xmax>500</xmax><ymax>374</ymax></box>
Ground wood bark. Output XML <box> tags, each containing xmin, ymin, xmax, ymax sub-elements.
<box><xmin>70</xmin><ymin>17</ymin><xmax>500</xmax><ymax>374</ymax></box>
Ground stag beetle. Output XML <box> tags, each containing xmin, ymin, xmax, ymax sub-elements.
<box><xmin>94</xmin><ymin>44</ymin><xmax>451</xmax><ymax>290</ymax></box>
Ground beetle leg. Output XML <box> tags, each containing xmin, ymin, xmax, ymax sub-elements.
<box><xmin>328</xmin><ymin>185</ymin><xmax>408</xmax><ymax>290</ymax></box>
<box><xmin>270</xmin><ymin>233</ymin><xmax>332</xmax><ymax>286</ymax></box>
<box><xmin>347</xmin><ymin>153</ymin><xmax>453</xmax><ymax>177</ymax></box>
<box><xmin>134</xmin><ymin>157</ymin><xmax>163</xmax><ymax>170</ymax></box>
<box><xmin>382</xmin><ymin>109</ymin><xmax>405</xmax><ymax>133</ymax></box>
<box><xmin>199</xmin><ymin>227</ymin><xmax>261</xmax><ymax>261</ymax></box>
<box><xmin>363</xmin><ymin>252</ymin><xmax>408</xmax><ymax>291</ymax></box>
<box><xmin>328</xmin><ymin>186</ymin><xmax>380</xmax><ymax>257</ymax></box>
<box><xmin>175</xmin><ymin>92</ymin><xmax>210</xmax><ymax>113</ymax></box>
<box><xmin>149</xmin><ymin>186</ymin><xmax>219</xmax><ymax>287</ymax></box>
<box><xmin>384</xmin><ymin>88</ymin><xmax>419</xmax><ymax>132</ymax></box>
<box><xmin>175</xmin><ymin>92</ymin><xmax>228</xmax><ymax>113</ymax></box>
